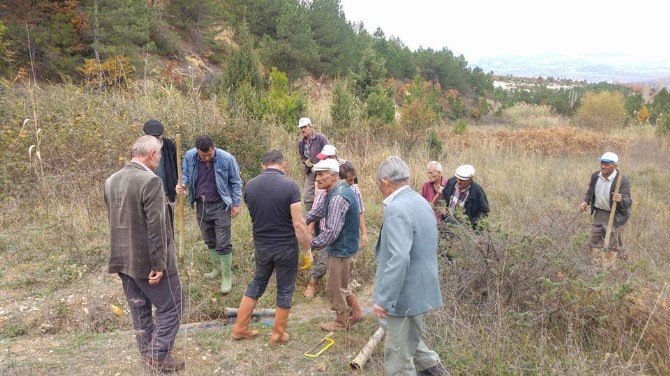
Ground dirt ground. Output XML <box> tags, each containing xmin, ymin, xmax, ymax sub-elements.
<box><xmin>0</xmin><ymin>275</ymin><xmax>386</xmax><ymax>375</ymax></box>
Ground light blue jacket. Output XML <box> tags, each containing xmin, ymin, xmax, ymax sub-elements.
<box><xmin>182</xmin><ymin>148</ymin><xmax>243</xmax><ymax>209</ymax></box>
<box><xmin>374</xmin><ymin>187</ymin><xmax>443</xmax><ymax>317</ymax></box>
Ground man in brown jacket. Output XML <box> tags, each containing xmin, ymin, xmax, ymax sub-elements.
<box><xmin>104</xmin><ymin>135</ymin><xmax>184</xmax><ymax>372</ymax></box>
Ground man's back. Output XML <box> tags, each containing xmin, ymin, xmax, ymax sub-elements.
<box><xmin>244</xmin><ymin>168</ymin><xmax>301</xmax><ymax>245</ymax></box>
<box><xmin>105</xmin><ymin>162</ymin><xmax>176</xmax><ymax>280</ymax></box>
<box><xmin>375</xmin><ymin>187</ymin><xmax>442</xmax><ymax>316</ymax></box>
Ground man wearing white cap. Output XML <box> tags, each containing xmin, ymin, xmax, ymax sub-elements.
<box><xmin>297</xmin><ymin>117</ymin><xmax>329</xmax><ymax>210</ymax></box>
<box><xmin>441</xmin><ymin>164</ymin><xmax>489</xmax><ymax>229</ymax></box>
<box><xmin>305</xmin><ymin>158</ymin><xmax>364</xmax><ymax>331</ymax></box>
<box><xmin>579</xmin><ymin>152</ymin><xmax>632</xmax><ymax>264</ymax></box>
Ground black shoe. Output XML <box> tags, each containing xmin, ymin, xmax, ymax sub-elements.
<box><xmin>142</xmin><ymin>355</ymin><xmax>185</xmax><ymax>372</ymax></box>
<box><xmin>418</xmin><ymin>362</ymin><xmax>449</xmax><ymax>376</ymax></box>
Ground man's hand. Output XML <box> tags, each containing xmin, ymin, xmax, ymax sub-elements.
<box><xmin>305</xmin><ymin>160</ymin><xmax>314</xmax><ymax>168</ymax></box>
<box><xmin>360</xmin><ymin>232</ymin><xmax>369</xmax><ymax>249</ymax></box>
<box><xmin>612</xmin><ymin>193</ymin><xmax>622</xmax><ymax>203</ymax></box>
<box><xmin>231</xmin><ymin>206</ymin><xmax>241</xmax><ymax>218</ymax></box>
<box><xmin>175</xmin><ymin>183</ymin><xmax>187</xmax><ymax>196</ymax></box>
<box><xmin>148</xmin><ymin>270</ymin><xmax>164</xmax><ymax>285</ymax></box>
<box><xmin>373</xmin><ymin>304</ymin><xmax>388</xmax><ymax>318</ymax></box>
<box><xmin>579</xmin><ymin>201</ymin><xmax>589</xmax><ymax>212</ymax></box>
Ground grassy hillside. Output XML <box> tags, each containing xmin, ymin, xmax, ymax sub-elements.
<box><xmin>1</xmin><ymin>79</ymin><xmax>670</xmax><ymax>375</ymax></box>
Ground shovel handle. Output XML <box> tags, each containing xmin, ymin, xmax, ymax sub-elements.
<box><xmin>603</xmin><ymin>171</ymin><xmax>623</xmax><ymax>249</ymax></box>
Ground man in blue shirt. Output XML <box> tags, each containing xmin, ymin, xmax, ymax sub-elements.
<box><xmin>176</xmin><ymin>135</ymin><xmax>243</xmax><ymax>294</ymax></box>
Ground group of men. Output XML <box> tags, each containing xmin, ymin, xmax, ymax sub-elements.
<box><xmin>104</xmin><ymin>117</ymin><xmax>630</xmax><ymax>374</ymax></box>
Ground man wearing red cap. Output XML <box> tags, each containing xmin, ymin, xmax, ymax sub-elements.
<box><xmin>579</xmin><ymin>152</ymin><xmax>632</xmax><ymax>265</ymax></box>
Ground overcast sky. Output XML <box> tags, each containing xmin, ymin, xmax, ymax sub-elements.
<box><xmin>339</xmin><ymin>0</ymin><xmax>668</xmax><ymax>62</ymax></box>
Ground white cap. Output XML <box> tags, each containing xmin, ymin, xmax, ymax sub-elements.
<box><xmin>312</xmin><ymin>158</ymin><xmax>340</xmax><ymax>173</ymax></box>
<box><xmin>600</xmin><ymin>152</ymin><xmax>619</xmax><ymax>164</ymax></box>
<box><xmin>298</xmin><ymin>117</ymin><xmax>311</xmax><ymax>128</ymax></box>
<box><xmin>455</xmin><ymin>164</ymin><xmax>475</xmax><ymax>180</ymax></box>
<box><xmin>317</xmin><ymin>144</ymin><xmax>337</xmax><ymax>160</ymax></box>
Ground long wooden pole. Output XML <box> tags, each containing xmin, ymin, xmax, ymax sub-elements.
<box><xmin>175</xmin><ymin>134</ymin><xmax>185</xmax><ymax>264</ymax></box>
<box><xmin>603</xmin><ymin>168</ymin><xmax>623</xmax><ymax>250</ymax></box>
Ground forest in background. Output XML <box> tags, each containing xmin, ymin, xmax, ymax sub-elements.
<box><xmin>2</xmin><ymin>1</ymin><xmax>670</xmax><ymax>375</ymax></box>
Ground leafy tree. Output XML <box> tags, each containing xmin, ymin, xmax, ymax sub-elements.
<box><xmin>650</xmin><ymin>88</ymin><xmax>670</xmax><ymax>124</ymax></box>
<box><xmin>330</xmin><ymin>79</ymin><xmax>354</xmax><ymax>128</ymax></box>
<box><xmin>262</xmin><ymin>67</ymin><xmax>305</xmax><ymax>131</ymax></box>
<box><xmin>574</xmin><ymin>91</ymin><xmax>627</xmax><ymax>130</ymax></box>
<box><xmin>352</xmin><ymin>46</ymin><xmax>386</xmax><ymax>99</ymax></box>
<box><xmin>625</xmin><ymin>92</ymin><xmax>644</xmax><ymax>118</ymax></box>
<box><xmin>365</xmin><ymin>88</ymin><xmax>395</xmax><ymax>125</ymax></box>
<box><xmin>469</xmin><ymin>67</ymin><xmax>493</xmax><ymax>95</ymax></box>
<box><xmin>637</xmin><ymin>105</ymin><xmax>650</xmax><ymax>123</ymax></box>
<box><xmin>221</xmin><ymin>23</ymin><xmax>262</xmax><ymax>93</ymax></box>
<box><xmin>260</xmin><ymin>0</ymin><xmax>319</xmax><ymax>79</ymax></box>
<box><xmin>309</xmin><ymin>0</ymin><xmax>356</xmax><ymax>77</ymax></box>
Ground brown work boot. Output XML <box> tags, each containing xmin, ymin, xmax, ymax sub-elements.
<box><xmin>320</xmin><ymin>311</ymin><xmax>347</xmax><ymax>331</ymax></box>
<box><xmin>142</xmin><ymin>355</ymin><xmax>185</xmax><ymax>372</ymax></box>
<box><xmin>231</xmin><ymin>296</ymin><xmax>260</xmax><ymax>340</ymax></box>
<box><xmin>303</xmin><ymin>278</ymin><xmax>319</xmax><ymax>298</ymax></box>
<box><xmin>345</xmin><ymin>295</ymin><xmax>364</xmax><ymax>327</ymax></box>
<box><xmin>269</xmin><ymin>307</ymin><xmax>290</xmax><ymax>344</ymax></box>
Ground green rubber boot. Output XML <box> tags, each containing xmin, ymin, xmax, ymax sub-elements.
<box><xmin>204</xmin><ymin>249</ymin><xmax>221</xmax><ymax>279</ymax></box>
<box><xmin>220</xmin><ymin>253</ymin><xmax>232</xmax><ymax>294</ymax></box>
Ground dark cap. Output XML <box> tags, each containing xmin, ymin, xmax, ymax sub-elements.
<box><xmin>143</xmin><ymin>119</ymin><xmax>164</xmax><ymax>136</ymax></box>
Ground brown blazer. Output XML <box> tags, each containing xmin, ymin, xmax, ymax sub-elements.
<box><xmin>104</xmin><ymin>161</ymin><xmax>177</xmax><ymax>280</ymax></box>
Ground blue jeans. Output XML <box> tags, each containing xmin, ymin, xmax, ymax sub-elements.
<box><xmin>245</xmin><ymin>242</ymin><xmax>299</xmax><ymax>308</ymax></box>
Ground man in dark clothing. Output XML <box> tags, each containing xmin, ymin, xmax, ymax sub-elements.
<box><xmin>441</xmin><ymin>164</ymin><xmax>489</xmax><ymax>229</ymax></box>
<box><xmin>297</xmin><ymin>117</ymin><xmax>329</xmax><ymax>210</ymax></box>
<box><xmin>579</xmin><ymin>152</ymin><xmax>632</xmax><ymax>266</ymax></box>
<box><xmin>104</xmin><ymin>135</ymin><xmax>184</xmax><ymax>372</ymax></box>
<box><xmin>176</xmin><ymin>136</ymin><xmax>243</xmax><ymax>294</ymax></box>
<box><xmin>231</xmin><ymin>150</ymin><xmax>311</xmax><ymax>344</ymax></box>
<box><xmin>143</xmin><ymin>119</ymin><xmax>178</xmax><ymax>228</ymax></box>
<box><xmin>305</xmin><ymin>158</ymin><xmax>363</xmax><ymax>332</ymax></box>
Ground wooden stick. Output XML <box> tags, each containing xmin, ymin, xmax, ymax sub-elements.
<box><xmin>603</xmin><ymin>168</ymin><xmax>623</xmax><ymax>251</ymax></box>
<box><xmin>349</xmin><ymin>327</ymin><xmax>385</xmax><ymax>370</ymax></box>
<box><xmin>175</xmin><ymin>134</ymin><xmax>185</xmax><ymax>264</ymax></box>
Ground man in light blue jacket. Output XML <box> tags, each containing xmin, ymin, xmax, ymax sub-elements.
<box><xmin>374</xmin><ymin>156</ymin><xmax>448</xmax><ymax>376</ymax></box>
<box><xmin>177</xmin><ymin>135</ymin><xmax>243</xmax><ymax>294</ymax></box>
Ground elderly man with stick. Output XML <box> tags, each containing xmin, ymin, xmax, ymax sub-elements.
<box><xmin>374</xmin><ymin>156</ymin><xmax>448</xmax><ymax>376</ymax></box>
<box><xmin>579</xmin><ymin>152</ymin><xmax>632</xmax><ymax>267</ymax></box>
<box><xmin>104</xmin><ymin>135</ymin><xmax>184</xmax><ymax>372</ymax></box>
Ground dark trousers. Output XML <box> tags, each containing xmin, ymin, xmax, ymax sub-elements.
<box><xmin>119</xmin><ymin>272</ymin><xmax>183</xmax><ymax>360</ymax></box>
<box><xmin>195</xmin><ymin>200</ymin><xmax>232</xmax><ymax>255</ymax></box>
<box><xmin>245</xmin><ymin>242</ymin><xmax>299</xmax><ymax>309</ymax></box>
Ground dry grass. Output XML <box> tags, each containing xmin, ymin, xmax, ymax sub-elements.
<box><xmin>1</xmin><ymin>81</ymin><xmax>670</xmax><ymax>374</ymax></box>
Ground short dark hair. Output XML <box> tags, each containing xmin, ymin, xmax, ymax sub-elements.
<box><xmin>262</xmin><ymin>150</ymin><xmax>284</xmax><ymax>165</ymax></box>
<box><xmin>339</xmin><ymin>161</ymin><xmax>357</xmax><ymax>180</ymax></box>
<box><xmin>195</xmin><ymin>135</ymin><xmax>215</xmax><ymax>152</ymax></box>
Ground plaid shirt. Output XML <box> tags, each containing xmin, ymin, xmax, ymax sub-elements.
<box><xmin>306</xmin><ymin>180</ymin><xmax>351</xmax><ymax>249</ymax></box>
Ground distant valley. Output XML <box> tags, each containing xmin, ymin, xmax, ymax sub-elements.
<box><xmin>473</xmin><ymin>53</ymin><xmax>670</xmax><ymax>86</ymax></box>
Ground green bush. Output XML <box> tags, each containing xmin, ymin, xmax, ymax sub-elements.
<box><xmin>657</xmin><ymin>113</ymin><xmax>670</xmax><ymax>136</ymax></box>
<box><xmin>261</xmin><ymin>67</ymin><xmax>305</xmax><ymax>132</ymax></box>
<box><xmin>427</xmin><ymin>130</ymin><xmax>443</xmax><ymax>160</ymax></box>
<box><xmin>454</xmin><ymin>119</ymin><xmax>468</xmax><ymax>134</ymax></box>
<box><xmin>364</xmin><ymin>89</ymin><xmax>395</xmax><ymax>125</ymax></box>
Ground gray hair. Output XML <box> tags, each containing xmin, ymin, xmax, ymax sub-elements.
<box><xmin>376</xmin><ymin>156</ymin><xmax>410</xmax><ymax>184</ymax></box>
<box><xmin>427</xmin><ymin>160</ymin><xmax>443</xmax><ymax>173</ymax></box>
<box><xmin>131</xmin><ymin>135</ymin><xmax>162</xmax><ymax>157</ymax></box>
